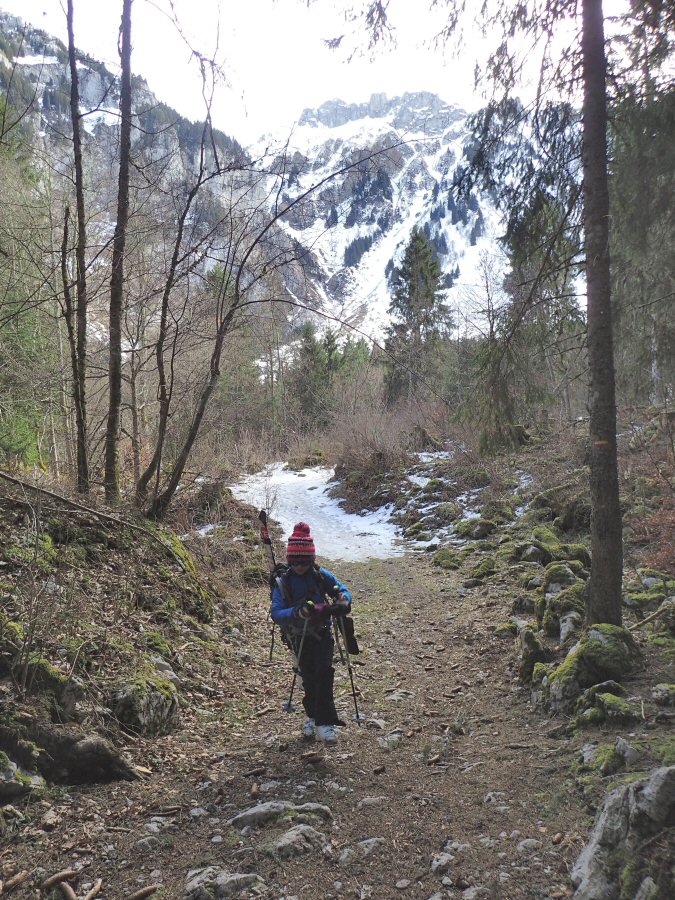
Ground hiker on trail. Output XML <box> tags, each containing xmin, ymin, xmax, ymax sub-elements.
<box><xmin>270</xmin><ymin>522</ymin><xmax>352</xmax><ymax>745</ymax></box>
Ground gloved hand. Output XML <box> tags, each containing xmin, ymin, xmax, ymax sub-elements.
<box><xmin>330</xmin><ymin>598</ymin><xmax>351</xmax><ymax>617</ymax></box>
<box><xmin>293</xmin><ymin>603</ymin><xmax>312</xmax><ymax>620</ymax></box>
<box><xmin>310</xmin><ymin>602</ymin><xmax>331</xmax><ymax>620</ymax></box>
<box><xmin>293</xmin><ymin>601</ymin><xmax>330</xmax><ymax>621</ymax></box>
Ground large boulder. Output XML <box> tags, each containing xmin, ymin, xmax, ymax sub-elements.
<box><xmin>0</xmin><ymin>723</ymin><xmax>137</xmax><ymax>784</ymax></box>
<box><xmin>572</xmin><ymin>766</ymin><xmax>675</xmax><ymax>898</ymax></box>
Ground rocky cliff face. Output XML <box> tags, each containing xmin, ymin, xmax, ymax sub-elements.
<box><xmin>261</xmin><ymin>91</ymin><xmax>495</xmax><ymax>335</ymax></box>
<box><xmin>0</xmin><ymin>11</ymin><xmax>496</xmax><ymax>339</ymax></box>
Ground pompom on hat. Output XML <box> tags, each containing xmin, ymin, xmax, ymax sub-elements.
<box><xmin>286</xmin><ymin>522</ymin><xmax>316</xmax><ymax>564</ymax></box>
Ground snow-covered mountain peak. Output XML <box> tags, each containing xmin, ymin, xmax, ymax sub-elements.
<box><xmin>260</xmin><ymin>92</ymin><xmax>499</xmax><ymax>339</ymax></box>
<box><xmin>298</xmin><ymin>91</ymin><xmax>465</xmax><ymax>133</ymax></box>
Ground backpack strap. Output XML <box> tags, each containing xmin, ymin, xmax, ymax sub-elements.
<box><xmin>313</xmin><ymin>564</ymin><xmax>340</xmax><ymax>600</ymax></box>
<box><xmin>271</xmin><ymin>563</ymin><xmax>292</xmax><ymax>603</ymax></box>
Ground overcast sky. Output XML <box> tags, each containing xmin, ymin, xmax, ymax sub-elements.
<box><xmin>0</xmin><ymin>0</ymin><xmax>491</xmax><ymax>143</ymax></box>
<box><xmin>1</xmin><ymin>1</ymin><xmax>633</xmax><ymax>145</ymax></box>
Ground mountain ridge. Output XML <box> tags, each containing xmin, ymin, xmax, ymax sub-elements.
<box><xmin>0</xmin><ymin>9</ymin><xmax>499</xmax><ymax>341</ymax></box>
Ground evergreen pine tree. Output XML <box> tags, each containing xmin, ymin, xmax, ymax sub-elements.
<box><xmin>384</xmin><ymin>228</ymin><xmax>451</xmax><ymax>405</ymax></box>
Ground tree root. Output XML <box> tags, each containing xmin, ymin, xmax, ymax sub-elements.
<box><xmin>629</xmin><ymin>600</ymin><xmax>674</xmax><ymax>631</ymax></box>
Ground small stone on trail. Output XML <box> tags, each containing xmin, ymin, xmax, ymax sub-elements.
<box><xmin>356</xmin><ymin>796</ymin><xmax>386</xmax><ymax>810</ymax></box>
<box><xmin>395</xmin><ymin>879</ymin><xmax>411</xmax><ymax>889</ymax></box>
<box><xmin>373</xmin><ymin>765</ymin><xmax>385</xmax><ymax>775</ymax></box>
<box><xmin>431</xmin><ymin>852</ymin><xmax>454</xmax><ymax>874</ymax></box>
<box><xmin>263</xmin><ymin>824</ymin><xmax>328</xmax><ymax>860</ymax></box>
<box><xmin>517</xmin><ymin>838</ymin><xmax>542</xmax><ymax>852</ymax></box>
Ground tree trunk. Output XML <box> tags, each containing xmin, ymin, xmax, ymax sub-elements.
<box><xmin>129</xmin><ymin>354</ymin><xmax>141</xmax><ymax>485</ymax></box>
<box><xmin>582</xmin><ymin>0</ymin><xmax>623</xmax><ymax>625</ymax></box>
<box><xmin>54</xmin><ymin>300</ymin><xmax>74</xmax><ymax>473</ymax></box>
<box><xmin>148</xmin><ymin>309</ymin><xmax>236</xmax><ymax>519</ymax></box>
<box><xmin>66</xmin><ymin>0</ymin><xmax>89</xmax><ymax>493</ymax></box>
<box><xmin>104</xmin><ymin>0</ymin><xmax>133</xmax><ymax>503</ymax></box>
<box><xmin>60</xmin><ymin>208</ymin><xmax>88</xmax><ymax>491</ymax></box>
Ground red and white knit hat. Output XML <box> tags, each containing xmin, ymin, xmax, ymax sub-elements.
<box><xmin>286</xmin><ymin>522</ymin><xmax>316</xmax><ymax>563</ymax></box>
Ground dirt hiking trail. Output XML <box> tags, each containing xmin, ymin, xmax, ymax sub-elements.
<box><xmin>27</xmin><ymin>552</ymin><xmax>589</xmax><ymax>899</ymax></box>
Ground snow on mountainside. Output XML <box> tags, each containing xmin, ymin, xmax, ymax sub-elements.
<box><xmin>0</xmin><ymin>5</ymin><xmax>502</xmax><ymax>343</ymax></box>
<box><xmin>255</xmin><ymin>92</ymin><xmax>503</xmax><ymax>339</ymax></box>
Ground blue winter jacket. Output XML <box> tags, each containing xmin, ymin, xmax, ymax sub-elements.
<box><xmin>271</xmin><ymin>565</ymin><xmax>352</xmax><ymax>629</ymax></box>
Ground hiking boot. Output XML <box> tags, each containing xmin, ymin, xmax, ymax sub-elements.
<box><xmin>301</xmin><ymin>718</ymin><xmax>315</xmax><ymax>739</ymax></box>
<box><xmin>315</xmin><ymin>724</ymin><xmax>337</xmax><ymax>745</ymax></box>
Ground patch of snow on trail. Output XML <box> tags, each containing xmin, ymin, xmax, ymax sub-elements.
<box><xmin>230</xmin><ymin>463</ymin><xmax>403</xmax><ymax>562</ymax></box>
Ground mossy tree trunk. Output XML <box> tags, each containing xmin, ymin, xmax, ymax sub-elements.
<box><xmin>582</xmin><ymin>0</ymin><xmax>623</xmax><ymax>625</ymax></box>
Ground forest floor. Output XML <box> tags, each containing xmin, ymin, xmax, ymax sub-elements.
<box><xmin>1</xmin><ymin>421</ymin><xmax>673</xmax><ymax>898</ymax></box>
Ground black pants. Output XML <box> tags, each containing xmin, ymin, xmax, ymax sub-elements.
<box><xmin>289</xmin><ymin>627</ymin><xmax>341</xmax><ymax>726</ymax></box>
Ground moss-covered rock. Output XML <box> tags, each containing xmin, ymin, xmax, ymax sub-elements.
<box><xmin>637</xmin><ymin>568</ymin><xmax>675</xmax><ymax>592</ymax></box>
<box><xmin>652</xmin><ymin>598</ymin><xmax>675</xmax><ymax>635</ymax></box>
<box><xmin>495</xmin><ymin>621</ymin><xmax>518</xmax><ymax>638</ymax></box>
<box><xmin>540</xmin><ymin>582</ymin><xmax>587</xmax><ymax>637</ymax></box>
<box><xmin>481</xmin><ymin>499</ymin><xmax>515</xmax><ymax>524</ymax></box>
<box><xmin>513</xmin><ymin>541</ymin><xmax>553</xmax><ymax>565</ymax></box>
<box><xmin>651</xmin><ymin>684</ymin><xmax>675</xmax><ymax>707</ymax></box>
<box><xmin>454</xmin><ymin>518</ymin><xmax>496</xmax><ymax>540</ymax></box>
<box><xmin>519</xmin><ymin>623</ymin><xmax>549</xmax><ymax>682</ymax></box>
<box><xmin>0</xmin><ymin>616</ymin><xmax>24</xmax><ymax>676</ymax></box>
<box><xmin>470</xmin><ymin>556</ymin><xmax>496</xmax><ymax>580</ymax></box>
<box><xmin>109</xmin><ymin>674</ymin><xmax>179</xmax><ymax>736</ymax></box>
<box><xmin>583</xmin><ymin>742</ymin><xmax>625</xmax><ymax>776</ymax></box>
<box><xmin>543</xmin><ymin>562</ymin><xmax>580</xmax><ymax>594</ymax></box>
<box><xmin>532</xmin><ymin>525</ymin><xmax>560</xmax><ymax>547</ymax></box>
<box><xmin>546</xmin><ymin>625</ymin><xmax>642</xmax><ymax>712</ymax></box>
<box><xmin>595</xmin><ymin>692</ymin><xmax>638</xmax><ymax>723</ymax></box>
<box><xmin>3</xmin><ymin>535</ymin><xmax>57</xmax><ymax>573</ymax></box>
<box><xmin>495</xmin><ymin>542</ymin><xmax>517</xmax><ymax>560</ymax></box>
<box><xmin>0</xmin><ymin>751</ymin><xmax>46</xmax><ymax>802</ymax></box>
<box><xmin>432</xmin><ymin>548</ymin><xmax>461</xmax><ymax>570</ymax></box>
<box><xmin>576</xmin><ymin>680</ymin><xmax>626</xmax><ymax>710</ymax></box>
<box><xmin>434</xmin><ymin>502</ymin><xmax>462</xmax><ymax>524</ymax></box>
<box><xmin>405</xmin><ymin>520</ymin><xmax>429</xmax><ymax>537</ymax></box>
<box><xmin>560</xmin><ymin>543</ymin><xmax>592</xmax><ymax>568</ymax></box>
<box><xmin>141</xmin><ymin>631</ymin><xmax>173</xmax><ymax>659</ymax></box>
<box><xmin>17</xmin><ymin>656</ymin><xmax>84</xmax><ymax>719</ymax></box>
<box><xmin>574</xmin><ymin>706</ymin><xmax>606</xmax><ymax>728</ymax></box>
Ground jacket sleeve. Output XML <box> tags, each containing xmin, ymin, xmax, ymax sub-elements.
<box><xmin>319</xmin><ymin>568</ymin><xmax>352</xmax><ymax>604</ymax></box>
<box><xmin>270</xmin><ymin>581</ymin><xmax>294</xmax><ymax>624</ymax></box>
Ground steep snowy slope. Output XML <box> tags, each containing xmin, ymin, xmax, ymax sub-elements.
<box><xmin>254</xmin><ymin>92</ymin><xmax>502</xmax><ymax>338</ymax></box>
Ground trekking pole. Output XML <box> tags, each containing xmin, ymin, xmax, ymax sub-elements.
<box><xmin>332</xmin><ymin>618</ymin><xmax>345</xmax><ymax>663</ymax></box>
<box><xmin>285</xmin><ymin>614</ymin><xmax>309</xmax><ymax>711</ymax></box>
<box><xmin>335</xmin><ymin>615</ymin><xmax>361</xmax><ymax>724</ymax></box>
<box><xmin>259</xmin><ymin>510</ymin><xmax>280</xmax><ymax>665</ymax></box>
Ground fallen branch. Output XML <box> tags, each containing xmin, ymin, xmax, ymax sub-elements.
<box><xmin>629</xmin><ymin>601</ymin><xmax>674</xmax><ymax>631</ymax></box>
<box><xmin>41</xmin><ymin>870</ymin><xmax>79</xmax><ymax>891</ymax></box>
<box><xmin>0</xmin><ymin>470</ymin><xmax>214</xmax><ymax>595</ymax></box>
